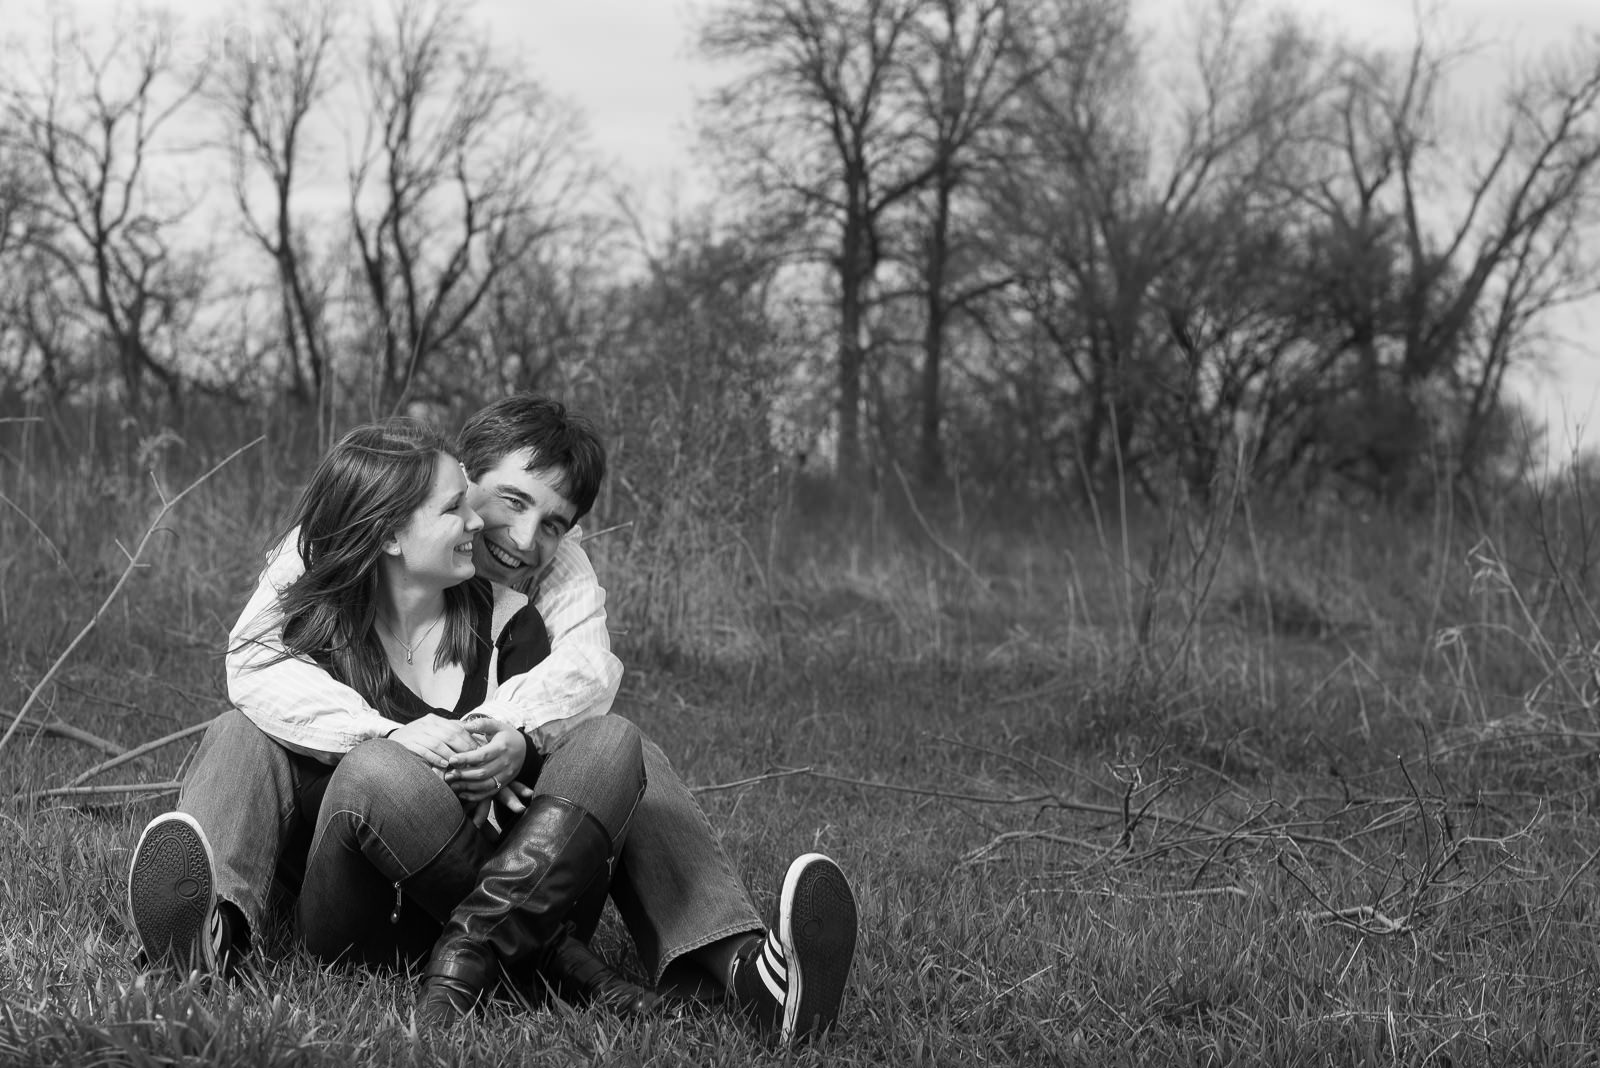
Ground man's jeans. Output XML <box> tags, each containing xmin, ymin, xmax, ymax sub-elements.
<box><xmin>177</xmin><ymin>711</ymin><xmax>761</xmax><ymax>983</ymax></box>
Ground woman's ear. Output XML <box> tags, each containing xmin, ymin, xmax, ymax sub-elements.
<box><xmin>381</xmin><ymin>536</ymin><xmax>402</xmax><ymax>557</ymax></box>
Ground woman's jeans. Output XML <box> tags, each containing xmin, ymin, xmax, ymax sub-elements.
<box><xmin>175</xmin><ymin>709</ymin><xmax>762</xmax><ymax>980</ymax></box>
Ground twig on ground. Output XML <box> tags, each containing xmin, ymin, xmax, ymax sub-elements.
<box><xmin>960</xmin><ymin>828</ymin><xmax>1105</xmax><ymax>865</ymax></box>
<box><xmin>8</xmin><ymin>716</ymin><xmax>124</xmax><ymax>757</ymax></box>
<box><xmin>691</xmin><ymin>766</ymin><xmax>814</xmax><ymax>795</ymax></box>
<box><xmin>28</xmin><ymin>781</ymin><xmax>181</xmax><ymax>802</ymax></box>
<box><xmin>0</xmin><ymin>437</ymin><xmax>262</xmax><ymax>757</ymax></box>
<box><xmin>1301</xmin><ymin>904</ymin><xmax>1413</xmax><ymax>936</ymax></box>
<box><xmin>800</xmin><ymin>768</ymin><xmax>1064</xmax><ymax>808</ymax></box>
<box><xmin>1051</xmin><ymin>886</ymin><xmax>1250</xmax><ymax>901</ymax></box>
<box><xmin>67</xmin><ymin>717</ymin><xmax>216</xmax><ymax>787</ymax></box>
<box><xmin>933</xmin><ymin>733</ymin><xmax>1075</xmax><ymax>802</ymax></box>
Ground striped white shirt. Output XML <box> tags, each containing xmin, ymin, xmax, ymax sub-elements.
<box><xmin>225</xmin><ymin>525</ymin><xmax>621</xmax><ymax>761</ymax></box>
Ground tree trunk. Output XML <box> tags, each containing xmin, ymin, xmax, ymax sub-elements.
<box><xmin>919</xmin><ymin>178</ymin><xmax>952</xmax><ymax>489</ymax></box>
<box><xmin>836</xmin><ymin>207</ymin><xmax>871</xmax><ymax>479</ymax></box>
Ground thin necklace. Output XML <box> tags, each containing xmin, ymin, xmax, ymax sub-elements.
<box><xmin>380</xmin><ymin>613</ymin><xmax>444</xmax><ymax>665</ymax></box>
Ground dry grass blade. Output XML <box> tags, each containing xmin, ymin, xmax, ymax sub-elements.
<box><xmin>0</xmin><ymin>488</ymin><xmax>71</xmax><ymax>574</ymax></box>
<box><xmin>0</xmin><ymin>437</ymin><xmax>263</xmax><ymax>757</ymax></box>
<box><xmin>892</xmin><ymin>461</ymin><xmax>992</xmax><ymax>596</ymax></box>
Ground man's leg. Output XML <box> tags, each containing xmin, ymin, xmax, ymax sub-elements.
<box><xmin>608</xmin><ymin>733</ymin><xmax>859</xmax><ymax>1045</ymax></box>
<box><xmin>128</xmin><ymin>709</ymin><xmax>318</xmax><ymax>974</ymax></box>
<box><xmin>607</xmin><ymin>735</ymin><xmax>763</xmax><ymax>987</ymax></box>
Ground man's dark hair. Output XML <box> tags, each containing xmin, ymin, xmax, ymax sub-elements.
<box><xmin>457</xmin><ymin>393</ymin><xmax>606</xmax><ymax>520</ymax></box>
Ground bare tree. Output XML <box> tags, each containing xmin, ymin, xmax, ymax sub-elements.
<box><xmin>991</xmin><ymin>0</ymin><xmax>1332</xmax><ymax>498</ymax></box>
<box><xmin>349</xmin><ymin>0</ymin><xmax>590</xmax><ymax>413</ymax></box>
<box><xmin>899</xmin><ymin>0</ymin><xmax>1047</xmax><ymax>487</ymax></box>
<box><xmin>1285</xmin><ymin>25</ymin><xmax>1600</xmax><ymax>493</ymax></box>
<box><xmin>211</xmin><ymin>0</ymin><xmax>344</xmax><ymax>415</ymax></box>
<box><xmin>4</xmin><ymin>11</ymin><xmax>210</xmax><ymax>412</ymax></box>
<box><xmin>702</xmin><ymin>0</ymin><xmax>940</xmax><ymax>477</ymax></box>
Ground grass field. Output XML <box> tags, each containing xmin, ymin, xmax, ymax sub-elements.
<box><xmin>5</xmin><ymin>416</ymin><xmax>1600</xmax><ymax>1066</ymax></box>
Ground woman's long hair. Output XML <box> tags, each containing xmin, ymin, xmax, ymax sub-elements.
<box><xmin>252</xmin><ymin>418</ymin><xmax>490</xmax><ymax>711</ymax></box>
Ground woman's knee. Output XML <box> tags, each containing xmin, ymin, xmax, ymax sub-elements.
<box><xmin>324</xmin><ymin>738</ymin><xmax>438</xmax><ymax>811</ymax></box>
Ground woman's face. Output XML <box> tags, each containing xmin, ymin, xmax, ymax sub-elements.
<box><xmin>386</xmin><ymin>452</ymin><xmax>483</xmax><ymax>588</ymax></box>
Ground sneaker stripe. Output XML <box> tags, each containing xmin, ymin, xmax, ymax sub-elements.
<box><xmin>761</xmin><ymin>935</ymin><xmax>787</xmax><ymax>979</ymax></box>
<box><xmin>755</xmin><ymin>949</ymin><xmax>787</xmax><ymax>1003</ymax></box>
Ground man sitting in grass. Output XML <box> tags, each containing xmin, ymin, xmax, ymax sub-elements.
<box><xmin>126</xmin><ymin>393</ymin><xmax>858</xmax><ymax>1046</ymax></box>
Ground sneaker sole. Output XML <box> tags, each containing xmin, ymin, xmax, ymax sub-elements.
<box><xmin>777</xmin><ymin>853</ymin><xmax>857</xmax><ymax>1044</ymax></box>
<box><xmin>128</xmin><ymin>812</ymin><xmax>217</xmax><ymax>974</ymax></box>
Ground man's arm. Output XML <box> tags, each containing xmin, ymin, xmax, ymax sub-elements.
<box><xmin>225</xmin><ymin>533</ymin><xmax>396</xmax><ymax>761</ymax></box>
<box><xmin>465</xmin><ymin>527</ymin><xmax>623</xmax><ymax>748</ymax></box>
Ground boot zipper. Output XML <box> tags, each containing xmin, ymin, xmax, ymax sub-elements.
<box><xmin>390</xmin><ymin>881</ymin><xmax>403</xmax><ymax>924</ymax></box>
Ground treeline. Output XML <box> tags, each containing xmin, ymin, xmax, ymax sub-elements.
<box><xmin>2</xmin><ymin>0</ymin><xmax>1599</xmax><ymax>506</ymax></box>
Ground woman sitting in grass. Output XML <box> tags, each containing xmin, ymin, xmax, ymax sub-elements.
<box><xmin>243</xmin><ymin>417</ymin><xmax>653</xmax><ymax>1023</ymax></box>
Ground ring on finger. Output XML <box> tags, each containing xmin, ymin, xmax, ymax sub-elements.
<box><xmin>491</xmin><ymin>775</ymin><xmax>500</xmax><ymax>791</ymax></box>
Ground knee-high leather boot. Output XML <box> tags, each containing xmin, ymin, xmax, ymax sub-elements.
<box><xmin>416</xmin><ymin>794</ymin><xmax>612</xmax><ymax>1028</ymax></box>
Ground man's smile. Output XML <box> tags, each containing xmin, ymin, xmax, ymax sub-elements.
<box><xmin>483</xmin><ymin>539</ymin><xmax>526</xmax><ymax>570</ymax></box>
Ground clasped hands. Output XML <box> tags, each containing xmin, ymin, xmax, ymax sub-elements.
<box><xmin>385</xmin><ymin>713</ymin><xmax>531</xmax><ymax>825</ymax></box>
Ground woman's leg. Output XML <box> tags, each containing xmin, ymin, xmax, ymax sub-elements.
<box><xmin>416</xmin><ymin>715</ymin><xmax>649</xmax><ymax>1027</ymax></box>
<box><xmin>297</xmin><ymin>739</ymin><xmax>489</xmax><ymax>967</ymax></box>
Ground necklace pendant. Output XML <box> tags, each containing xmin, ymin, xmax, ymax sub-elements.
<box><xmin>405</xmin><ymin>650</ymin><xmax>414</xmax><ymax>665</ymax></box>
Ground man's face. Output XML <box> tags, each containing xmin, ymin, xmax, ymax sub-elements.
<box><xmin>464</xmin><ymin>448</ymin><xmax>578</xmax><ymax>589</ymax></box>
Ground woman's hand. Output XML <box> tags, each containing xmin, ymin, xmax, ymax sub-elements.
<box><xmin>385</xmin><ymin>714</ymin><xmax>480</xmax><ymax>772</ymax></box>
<box><xmin>445</xmin><ymin>717</ymin><xmax>528</xmax><ymax>805</ymax></box>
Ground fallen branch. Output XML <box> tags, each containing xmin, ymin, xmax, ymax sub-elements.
<box><xmin>960</xmin><ymin>828</ymin><xmax>1104</xmax><ymax>865</ymax></box>
<box><xmin>68</xmin><ymin>718</ymin><xmax>215</xmax><ymax>787</ymax></box>
<box><xmin>28</xmin><ymin>781</ymin><xmax>181</xmax><ymax>802</ymax></box>
<box><xmin>1301</xmin><ymin>904</ymin><xmax>1412</xmax><ymax>936</ymax></box>
<box><xmin>691</xmin><ymin>766</ymin><xmax>814</xmax><ymax>795</ymax></box>
<box><xmin>0</xmin><ymin>437</ymin><xmax>262</xmax><ymax>757</ymax></box>
<box><xmin>8</xmin><ymin>716</ymin><xmax>124</xmax><ymax>757</ymax></box>
<box><xmin>1052</xmin><ymin>886</ymin><xmax>1251</xmax><ymax>901</ymax></box>
<box><xmin>800</xmin><ymin>768</ymin><xmax>1064</xmax><ymax>809</ymax></box>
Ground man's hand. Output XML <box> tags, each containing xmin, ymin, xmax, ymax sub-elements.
<box><xmin>446</xmin><ymin>717</ymin><xmax>529</xmax><ymax>806</ymax></box>
<box><xmin>386</xmin><ymin>714</ymin><xmax>482</xmax><ymax>771</ymax></box>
